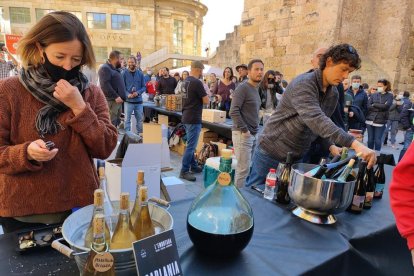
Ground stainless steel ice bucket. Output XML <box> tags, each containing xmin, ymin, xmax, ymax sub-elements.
<box><xmin>288</xmin><ymin>163</ymin><xmax>356</xmax><ymax>224</ymax></box>
<box><xmin>52</xmin><ymin>201</ymin><xmax>173</xmax><ymax>275</ymax></box>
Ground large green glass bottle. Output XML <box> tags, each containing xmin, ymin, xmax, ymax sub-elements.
<box><xmin>186</xmin><ymin>149</ymin><xmax>254</xmax><ymax>256</ymax></box>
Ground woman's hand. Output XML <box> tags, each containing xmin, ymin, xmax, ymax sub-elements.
<box><xmin>53</xmin><ymin>80</ymin><xmax>86</xmax><ymax>116</ymax></box>
<box><xmin>27</xmin><ymin>139</ymin><xmax>58</xmax><ymax>162</ymax></box>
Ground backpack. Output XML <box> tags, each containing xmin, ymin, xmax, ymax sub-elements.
<box><xmin>196</xmin><ymin>142</ymin><xmax>219</xmax><ymax>166</ymax></box>
<box><xmin>168</xmin><ymin>123</ymin><xmax>186</xmax><ymax>147</ymax></box>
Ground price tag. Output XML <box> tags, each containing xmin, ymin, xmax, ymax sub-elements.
<box><xmin>93</xmin><ymin>252</ymin><xmax>114</xmax><ymax>272</ymax></box>
<box><xmin>217</xmin><ymin>172</ymin><xmax>231</xmax><ymax>186</ymax></box>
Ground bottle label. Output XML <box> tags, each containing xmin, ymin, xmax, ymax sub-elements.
<box><xmin>351</xmin><ymin>195</ymin><xmax>365</xmax><ymax>211</ymax></box>
<box><xmin>265</xmin><ymin>177</ymin><xmax>276</xmax><ymax>187</ymax></box>
<box><xmin>93</xmin><ymin>251</ymin><xmax>114</xmax><ymax>272</ymax></box>
<box><xmin>217</xmin><ymin>172</ymin><xmax>231</xmax><ymax>186</ymax></box>
<box><xmin>374</xmin><ymin>183</ymin><xmax>385</xmax><ymax>196</ymax></box>
<box><xmin>365</xmin><ymin>192</ymin><xmax>374</xmax><ymax>206</ymax></box>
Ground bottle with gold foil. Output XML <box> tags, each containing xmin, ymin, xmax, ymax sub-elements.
<box><xmin>130</xmin><ymin>170</ymin><xmax>145</xmax><ymax>226</ymax></box>
<box><xmin>133</xmin><ymin>186</ymin><xmax>155</xmax><ymax>240</ymax></box>
<box><xmin>110</xmin><ymin>193</ymin><xmax>138</xmax><ymax>249</ymax></box>
<box><xmin>84</xmin><ymin>189</ymin><xmax>111</xmax><ymax>248</ymax></box>
<box><xmin>186</xmin><ymin>149</ymin><xmax>254</xmax><ymax>256</ymax></box>
<box><xmin>83</xmin><ymin>214</ymin><xmax>115</xmax><ymax>276</ymax></box>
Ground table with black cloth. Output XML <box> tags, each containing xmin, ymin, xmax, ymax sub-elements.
<box><xmin>143</xmin><ymin>102</ymin><xmax>234</xmax><ymax>139</ymax></box>
<box><xmin>0</xmin><ymin>166</ymin><xmax>411</xmax><ymax>275</ymax></box>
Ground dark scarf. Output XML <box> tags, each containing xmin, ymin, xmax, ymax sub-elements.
<box><xmin>18</xmin><ymin>65</ymin><xmax>89</xmax><ymax>138</ymax></box>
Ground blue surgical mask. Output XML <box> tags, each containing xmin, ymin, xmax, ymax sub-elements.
<box><xmin>377</xmin><ymin>87</ymin><xmax>384</xmax><ymax>93</ymax></box>
<box><xmin>351</xmin><ymin>83</ymin><xmax>360</xmax><ymax>90</ymax></box>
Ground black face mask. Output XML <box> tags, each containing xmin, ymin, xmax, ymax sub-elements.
<box><xmin>43</xmin><ymin>52</ymin><xmax>81</xmax><ymax>82</ymax></box>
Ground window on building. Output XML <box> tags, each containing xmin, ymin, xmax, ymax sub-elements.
<box><xmin>93</xmin><ymin>46</ymin><xmax>108</xmax><ymax>63</ymax></box>
<box><xmin>9</xmin><ymin>7</ymin><xmax>31</xmax><ymax>24</ymax></box>
<box><xmin>173</xmin><ymin>19</ymin><xmax>183</xmax><ymax>55</ymax></box>
<box><xmin>193</xmin><ymin>25</ymin><xmax>199</xmax><ymax>56</ymax></box>
<box><xmin>66</xmin><ymin>11</ymin><xmax>82</xmax><ymax>21</ymax></box>
<box><xmin>35</xmin><ymin>9</ymin><xmax>54</xmax><ymax>22</ymax></box>
<box><xmin>87</xmin><ymin>12</ymin><xmax>106</xmax><ymax>29</ymax></box>
<box><xmin>111</xmin><ymin>14</ymin><xmax>130</xmax><ymax>30</ymax></box>
<box><xmin>0</xmin><ymin>7</ymin><xmax>6</xmax><ymax>33</ymax></box>
<box><xmin>112</xmin><ymin>47</ymin><xmax>131</xmax><ymax>58</ymax></box>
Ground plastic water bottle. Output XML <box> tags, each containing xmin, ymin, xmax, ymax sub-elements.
<box><xmin>264</xmin><ymin>168</ymin><xmax>277</xmax><ymax>200</ymax></box>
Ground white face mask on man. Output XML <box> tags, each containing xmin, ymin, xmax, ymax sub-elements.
<box><xmin>351</xmin><ymin>82</ymin><xmax>360</xmax><ymax>90</ymax></box>
<box><xmin>377</xmin><ymin>87</ymin><xmax>384</xmax><ymax>93</ymax></box>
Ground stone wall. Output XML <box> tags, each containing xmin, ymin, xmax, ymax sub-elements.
<box><xmin>210</xmin><ymin>0</ymin><xmax>414</xmax><ymax>91</ymax></box>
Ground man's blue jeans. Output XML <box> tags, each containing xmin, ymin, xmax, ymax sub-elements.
<box><xmin>181</xmin><ymin>124</ymin><xmax>202</xmax><ymax>173</ymax></box>
<box><xmin>246</xmin><ymin>144</ymin><xmax>279</xmax><ymax>187</ymax></box>
<box><xmin>366</xmin><ymin>124</ymin><xmax>386</xmax><ymax>151</ymax></box>
<box><xmin>399</xmin><ymin>129</ymin><xmax>413</xmax><ymax>161</ymax></box>
<box><xmin>125</xmin><ymin>102</ymin><xmax>143</xmax><ymax>134</ymax></box>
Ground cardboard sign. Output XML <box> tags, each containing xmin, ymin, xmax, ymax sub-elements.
<box><xmin>133</xmin><ymin>229</ymin><xmax>182</xmax><ymax>276</ymax></box>
<box><xmin>4</xmin><ymin>34</ymin><xmax>22</xmax><ymax>55</ymax></box>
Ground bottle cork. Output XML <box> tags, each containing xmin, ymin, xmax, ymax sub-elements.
<box><xmin>137</xmin><ymin>170</ymin><xmax>145</xmax><ymax>185</ymax></box>
<box><xmin>98</xmin><ymin>167</ymin><xmax>105</xmax><ymax>179</ymax></box>
<box><xmin>94</xmin><ymin>189</ymin><xmax>104</xmax><ymax>207</ymax></box>
<box><xmin>221</xmin><ymin>149</ymin><xmax>232</xmax><ymax>159</ymax></box>
<box><xmin>93</xmin><ymin>214</ymin><xmax>105</xmax><ymax>235</ymax></box>
<box><xmin>120</xmin><ymin>192</ymin><xmax>130</xmax><ymax>210</ymax></box>
<box><xmin>348</xmin><ymin>159</ymin><xmax>356</xmax><ymax>167</ymax></box>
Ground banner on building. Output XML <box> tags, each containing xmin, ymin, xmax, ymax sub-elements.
<box><xmin>4</xmin><ymin>34</ymin><xmax>22</xmax><ymax>55</ymax></box>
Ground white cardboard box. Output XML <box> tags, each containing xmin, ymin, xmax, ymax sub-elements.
<box><xmin>202</xmin><ymin>109</ymin><xmax>226</xmax><ymax>123</ymax></box>
<box><xmin>143</xmin><ymin>123</ymin><xmax>171</xmax><ymax>168</ymax></box>
<box><xmin>162</xmin><ymin>176</ymin><xmax>186</xmax><ymax>201</ymax></box>
<box><xmin>105</xmin><ymin>143</ymin><xmax>161</xmax><ymax>201</ymax></box>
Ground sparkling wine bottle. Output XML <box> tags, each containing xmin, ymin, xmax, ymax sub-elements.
<box><xmin>83</xmin><ymin>214</ymin><xmax>115</xmax><ymax>276</ymax></box>
<box><xmin>84</xmin><ymin>189</ymin><xmax>111</xmax><ymax>249</ymax></box>
<box><xmin>110</xmin><ymin>193</ymin><xmax>138</xmax><ymax>249</ymax></box>
<box><xmin>336</xmin><ymin>159</ymin><xmax>355</xmax><ymax>182</ymax></box>
<box><xmin>133</xmin><ymin>186</ymin><xmax>155</xmax><ymax>240</ymax></box>
<box><xmin>131</xmin><ymin>170</ymin><xmax>145</xmax><ymax>227</ymax></box>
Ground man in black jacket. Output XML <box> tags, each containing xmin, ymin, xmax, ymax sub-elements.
<box><xmin>158</xmin><ymin>67</ymin><xmax>177</xmax><ymax>94</ymax></box>
<box><xmin>98</xmin><ymin>50</ymin><xmax>126</xmax><ymax>126</ymax></box>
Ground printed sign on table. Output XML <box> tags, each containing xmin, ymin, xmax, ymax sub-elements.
<box><xmin>133</xmin><ymin>229</ymin><xmax>182</xmax><ymax>276</ymax></box>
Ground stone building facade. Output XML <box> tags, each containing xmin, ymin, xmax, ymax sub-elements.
<box><xmin>0</xmin><ymin>0</ymin><xmax>207</xmax><ymax>68</ymax></box>
<box><xmin>210</xmin><ymin>0</ymin><xmax>414</xmax><ymax>91</ymax></box>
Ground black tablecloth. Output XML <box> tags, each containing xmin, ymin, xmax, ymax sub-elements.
<box><xmin>0</xmin><ymin>166</ymin><xmax>412</xmax><ymax>275</ymax></box>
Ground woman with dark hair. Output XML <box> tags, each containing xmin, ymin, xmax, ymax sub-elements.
<box><xmin>365</xmin><ymin>79</ymin><xmax>393</xmax><ymax>151</ymax></box>
<box><xmin>0</xmin><ymin>11</ymin><xmax>117</xmax><ymax>233</ymax></box>
<box><xmin>215</xmin><ymin>66</ymin><xmax>235</xmax><ymax>117</ymax></box>
<box><xmin>258</xmin><ymin>70</ymin><xmax>283</xmax><ymax>124</ymax></box>
<box><xmin>174</xmin><ymin>70</ymin><xmax>189</xmax><ymax>94</ymax></box>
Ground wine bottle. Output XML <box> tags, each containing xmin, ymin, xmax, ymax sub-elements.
<box><xmin>347</xmin><ymin>161</ymin><xmax>367</xmax><ymax>214</ymax></box>
<box><xmin>98</xmin><ymin>165</ymin><xmax>115</xmax><ymax>232</ymax></box>
<box><xmin>276</xmin><ymin>152</ymin><xmax>293</xmax><ymax>204</ymax></box>
<box><xmin>131</xmin><ymin>170</ymin><xmax>145</xmax><ymax>226</ymax></box>
<box><xmin>341</xmin><ymin>147</ymin><xmax>349</xmax><ymax>160</ymax></box>
<box><xmin>324</xmin><ymin>153</ymin><xmax>362</xmax><ymax>179</ymax></box>
<box><xmin>364</xmin><ymin>167</ymin><xmax>376</xmax><ymax>209</ymax></box>
<box><xmin>304</xmin><ymin>158</ymin><xmax>328</xmax><ymax>178</ymax></box>
<box><xmin>374</xmin><ymin>154</ymin><xmax>386</xmax><ymax>199</ymax></box>
<box><xmin>83</xmin><ymin>214</ymin><xmax>115</xmax><ymax>276</ymax></box>
<box><xmin>110</xmin><ymin>193</ymin><xmax>138</xmax><ymax>249</ymax></box>
<box><xmin>84</xmin><ymin>189</ymin><xmax>111</xmax><ymax>248</ymax></box>
<box><xmin>133</xmin><ymin>186</ymin><xmax>155</xmax><ymax>240</ymax></box>
<box><xmin>336</xmin><ymin>159</ymin><xmax>355</xmax><ymax>182</ymax></box>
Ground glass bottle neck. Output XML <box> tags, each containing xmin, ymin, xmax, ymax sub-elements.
<box><xmin>92</xmin><ymin>234</ymin><xmax>107</xmax><ymax>252</ymax></box>
<box><xmin>219</xmin><ymin>158</ymin><xmax>232</xmax><ymax>173</ymax></box>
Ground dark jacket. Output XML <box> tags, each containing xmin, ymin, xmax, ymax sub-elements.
<box><xmin>346</xmin><ymin>88</ymin><xmax>368</xmax><ymax>115</ymax></box>
<box><xmin>400</xmin><ymin>102</ymin><xmax>414</xmax><ymax>131</ymax></box>
<box><xmin>366</xmin><ymin>92</ymin><xmax>393</xmax><ymax>124</ymax></box>
<box><xmin>388</xmin><ymin>96</ymin><xmax>404</xmax><ymax>121</ymax></box>
<box><xmin>258</xmin><ymin>82</ymin><xmax>282</xmax><ymax>109</ymax></box>
<box><xmin>98</xmin><ymin>62</ymin><xmax>126</xmax><ymax>100</ymax></box>
<box><xmin>158</xmin><ymin>76</ymin><xmax>177</xmax><ymax>94</ymax></box>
